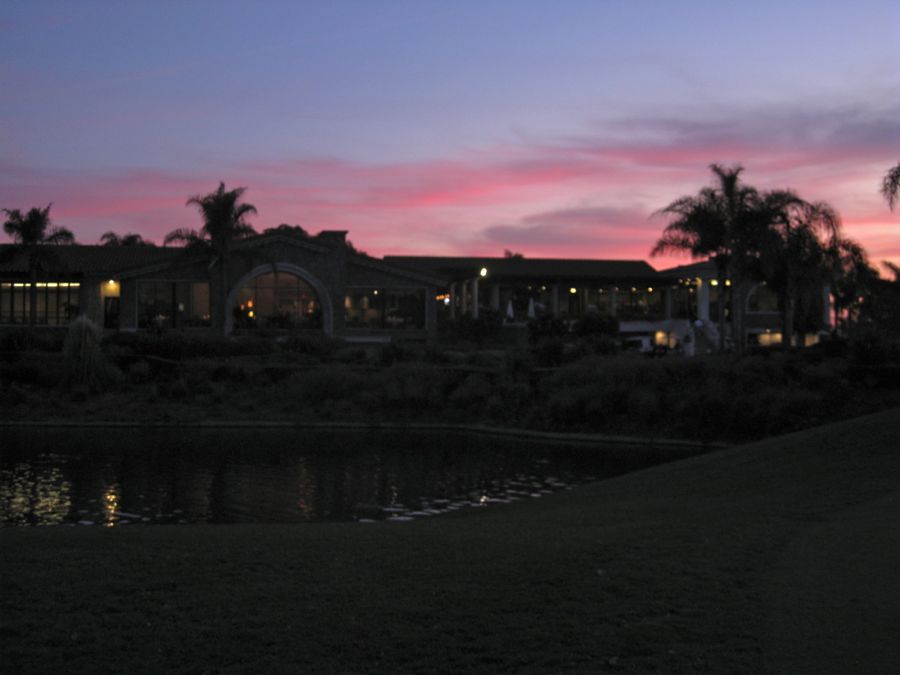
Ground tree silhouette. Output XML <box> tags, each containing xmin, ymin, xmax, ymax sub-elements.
<box><xmin>882</xmin><ymin>162</ymin><xmax>900</xmax><ymax>211</ymax></box>
<box><xmin>164</xmin><ymin>182</ymin><xmax>257</xmax><ymax>333</ymax></box>
<box><xmin>263</xmin><ymin>224</ymin><xmax>310</xmax><ymax>238</ymax></box>
<box><xmin>2</xmin><ymin>204</ymin><xmax>76</xmax><ymax>337</ymax></box>
<box><xmin>758</xmin><ymin>192</ymin><xmax>841</xmax><ymax>346</ymax></box>
<box><xmin>652</xmin><ymin>164</ymin><xmax>761</xmax><ymax>351</ymax></box>
<box><xmin>100</xmin><ymin>231</ymin><xmax>153</xmax><ymax>246</ymax></box>
<box><xmin>825</xmin><ymin>236</ymin><xmax>877</xmax><ymax>334</ymax></box>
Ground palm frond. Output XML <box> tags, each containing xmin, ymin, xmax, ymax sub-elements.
<box><xmin>881</xmin><ymin>162</ymin><xmax>900</xmax><ymax>211</ymax></box>
<box><xmin>100</xmin><ymin>231</ymin><xmax>120</xmax><ymax>246</ymax></box>
<box><xmin>164</xmin><ymin>227</ymin><xmax>205</xmax><ymax>247</ymax></box>
<box><xmin>45</xmin><ymin>226</ymin><xmax>75</xmax><ymax>245</ymax></box>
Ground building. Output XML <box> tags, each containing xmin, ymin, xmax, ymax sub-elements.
<box><xmin>0</xmin><ymin>231</ymin><xmax>830</xmax><ymax>348</ymax></box>
<box><xmin>0</xmin><ymin>231</ymin><xmax>444</xmax><ymax>341</ymax></box>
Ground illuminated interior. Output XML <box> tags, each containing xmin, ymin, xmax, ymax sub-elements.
<box><xmin>0</xmin><ymin>281</ymin><xmax>80</xmax><ymax>325</ymax></box>
<box><xmin>234</xmin><ymin>271</ymin><xmax>321</xmax><ymax>329</ymax></box>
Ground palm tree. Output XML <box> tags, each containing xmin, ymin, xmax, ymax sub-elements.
<box><xmin>164</xmin><ymin>182</ymin><xmax>257</xmax><ymax>333</ymax></box>
<box><xmin>824</xmin><ymin>237</ymin><xmax>877</xmax><ymax>335</ymax></box>
<box><xmin>100</xmin><ymin>231</ymin><xmax>153</xmax><ymax>246</ymax></box>
<box><xmin>758</xmin><ymin>193</ymin><xmax>841</xmax><ymax>347</ymax></box>
<box><xmin>2</xmin><ymin>204</ymin><xmax>76</xmax><ymax>337</ymax></box>
<box><xmin>882</xmin><ymin>162</ymin><xmax>900</xmax><ymax>211</ymax></box>
<box><xmin>652</xmin><ymin>164</ymin><xmax>761</xmax><ymax>351</ymax></box>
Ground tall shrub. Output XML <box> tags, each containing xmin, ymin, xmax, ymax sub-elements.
<box><xmin>63</xmin><ymin>316</ymin><xmax>121</xmax><ymax>391</ymax></box>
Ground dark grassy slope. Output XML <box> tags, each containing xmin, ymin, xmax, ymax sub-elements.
<box><xmin>2</xmin><ymin>407</ymin><xmax>898</xmax><ymax>674</ymax></box>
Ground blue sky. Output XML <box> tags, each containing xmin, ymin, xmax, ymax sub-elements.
<box><xmin>2</xmin><ymin>0</ymin><xmax>898</xmax><ymax>263</ymax></box>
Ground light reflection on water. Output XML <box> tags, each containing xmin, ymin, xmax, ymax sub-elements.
<box><xmin>1</xmin><ymin>428</ymin><xmax>663</xmax><ymax>527</ymax></box>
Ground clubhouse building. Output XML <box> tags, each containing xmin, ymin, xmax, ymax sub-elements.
<box><xmin>0</xmin><ymin>229</ymin><xmax>829</xmax><ymax>350</ymax></box>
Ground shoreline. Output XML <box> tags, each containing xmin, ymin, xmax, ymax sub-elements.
<box><xmin>1</xmin><ymin>418</ymin><xmax>724</xmax><ymax>451</ymax></box>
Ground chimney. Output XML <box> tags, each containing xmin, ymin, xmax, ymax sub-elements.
<box><xmin>317</xmin><ymin>230</ymin><xmax>347</xmax><ymax>245</ymax></box>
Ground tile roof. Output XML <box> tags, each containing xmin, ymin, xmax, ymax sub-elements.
<box><xmin>657</xmin><ymin>260</ymin><xmax>717</xmax><ymax>278</ymax></box>
<box><xmin>383</xmin><ymin>256</ymin><xmax>661</xmax><ymax>281</ymax></box>
<box><xmin>0</xmin><ymin>244</ymin><xmax>179</xmax><ymax>277</ymax></box>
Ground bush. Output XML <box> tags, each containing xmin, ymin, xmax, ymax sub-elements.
<box><xmin>0</xmin><ymin>328</ymin><xmax>28</xmax><ymax>353</ymax></box>
<box><xmin>527</xmin><ymin>315</ymin><xmax>567</xmax><ymax>344</ymax></box>
<box><xmin>63</xmin><ymin>316</ymin><xmax>122</xmax><ymax>392</ymax></box>
<box><xmin>849</xmin><ymin>331</ymin><xmax>895</xmax><ymax>366</ymax></box>
<box><xmin>574</xmin><ymin>312</ymin><xmax>619</xmax><ymax>337</ymax></box>
<box><xmin>533</xmin><ymin>337</ymin><xmax>565</xmax><ymax>367</ymax></box>
<box><xmin>280</xmin><ymin>332</ymin><xmax>338</xmax><ymax>359</ymax></box>
<box><xmin>1</xmin><ymin>362</ymin><xmax>40</xmax><ymax>385</ymax></box>
<box><xmin>448</xmin><ymin>373</ymin><xmax>492</xmax><ymax>412</ymax></box>
<box><xmin>378</xmin><ymin>342</ymin><xmax>407</xmax><ymax>366</ymax></box>
<box><xmin>450</xmin><ymin>311</ymin><xmax>503</xmax><ymax>344</ymax></box>
<box><xmin>128</xmin><ymin>360</ymin><xmax>152</xmax><ymax>384</ymax></box>
<box><xmin>1</xmin><ymin>383</ymin><xmax>28</xmax><ymax>406</ymax></box>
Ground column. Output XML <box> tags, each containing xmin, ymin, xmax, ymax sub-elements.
<box><xmin>449</xmin><ymin>282</ymin><xmax>457</xmax><ymax>320</ymax></box>
<box><xmin>460</xmin><ymin>280</ymin><xmax>468</xmax><ymax>316</ymax></box>
<box><xmin>490</xmin><ymin>284</ymin><xmax>500</xmax><ymax>311</ymax></box>
<box><xmin>472</xmin><ymin>277</ymin><xmax>479</xmax><ymax>319</ymax></box>
<box><xmin>697</xmin><ymin>280</ymin><xmax>710</xmax><ymax>322</ymax></box>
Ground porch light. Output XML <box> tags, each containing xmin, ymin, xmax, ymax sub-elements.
<box><xmin>648</xmin><ymin>287</ymin><xmax>654</xmax><ymax>293</ymax></box>
<box><xmin>710</xmin><ymin>279</ymin><xmax>719</xmax><ymax>286</ymax></box>
<box><xmin>248</xmin><ymin>310</ymin><xmax>255</xmax><ymax>318</ymax></box>
<box><xmin>569</xmin><ymin>287</ymin><xmax>577</xmax><ymax>294</ymax></box>
<box><xmin>373</xmin><ymin>289</ymin><xmax>379</xmax><ymax>295</ymax></box>
<box><xmin>479</xmin><ymin>267</ymin><xmax>488</xmax><ymax>277</ymax></box>
<box><xmin>725</xmin><ymin>280</ymin><xmax>732</xmax><ymax>286</ymax></box>
<box><xmin>108</xmin><ymin>279</ymin><xmax>115</xmax><ymax>286</ymax></box>
<box><xmin>444</xmin><ymin>296</ymin><xmax>451</xmax><ymax>305</ymax></box>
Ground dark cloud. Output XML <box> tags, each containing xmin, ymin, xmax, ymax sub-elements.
<box><xmin>484</xmin><ymin>206</ymin><xmax>657</xmax><ymax>249</ymax></box>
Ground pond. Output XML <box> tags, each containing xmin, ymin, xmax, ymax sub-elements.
<box><xmin>1</xmin><ymin>427</ymin><xmax>674</xmax><ymax>527</ymax></box>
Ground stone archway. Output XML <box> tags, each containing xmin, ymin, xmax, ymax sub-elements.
<box><xmin>225</xmin><ymin>263</ymin><xmax>334</xmax><ymax>335</ymax></box>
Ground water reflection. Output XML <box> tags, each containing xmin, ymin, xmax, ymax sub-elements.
<box><xmin>1</xmin><ymin>428</ymin><xmax>661</xmax><ymax>527</ymax></box>
<box><xmin>0</xmin><ymin>462</ymin><xmax>71</xmax><ymax>526</ymax></box>
<box><xmin>102</xmin><ymin>483</ymin><xmax>119</xmax><ymax>527</ymax></box>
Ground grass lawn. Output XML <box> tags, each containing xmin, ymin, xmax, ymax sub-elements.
<box><xmin>2</xmin><ymin>407</ymin><xmax>898</xmax><ymax>674</ymax></box>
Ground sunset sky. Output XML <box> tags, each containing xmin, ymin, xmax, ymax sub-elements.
<box><xmin>2</xmin><ymin>1</ymin><xmax>898</xmax><ymax>268</ymax></box>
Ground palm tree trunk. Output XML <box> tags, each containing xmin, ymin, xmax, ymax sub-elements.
<box><xmin>716</xmin><ymin>265</ymin><xmax>727</xmax><ymax>352</ymax></box>
<box><xmin>27</xmin><ymin>267</ymin><xmax>37</xmax><ymax>346</ymax></box>
<box><xmin>732</xmin><ymin>280</ymin><xmax>746</xmax><ymax>355</ymax></box>
<box><xmin>220</xmin><ymin>252</ymin><xmax>229</xmax><ymax>336</ymax></box>
<box><xmin>783</xmin><ymin>280</ymin><xmax>795</xmax><ymax>348</ymax></box>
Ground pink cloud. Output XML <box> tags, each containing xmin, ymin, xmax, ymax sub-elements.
<box><xmin>2</xmin><ymin>105</ymin><xmax>897</xmax><ymax>267</ymax></box>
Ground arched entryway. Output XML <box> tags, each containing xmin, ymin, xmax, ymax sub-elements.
<box><xmin>225</xmin><ymin>263</ymin><xmax>334</xmax><ymax>335</ymax></box>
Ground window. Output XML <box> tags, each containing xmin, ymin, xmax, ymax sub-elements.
<box><xmin>747</xmin><ymin>283</ymin><xmax>780</xmax><ymax>313</ymax></box>
<box><xmin>0</xmin><ymin>282</ymin><xmax>80</xmax><ymax>325</ymax></box>
<box><xmin>344</xmin><ymin>288</ymin><xmax>425</xmax><ymax>329</ymax></box>
<box><xmin>615</xmin><ymin>287</ymin><xmax>663</xmax><ymax>320</ymax></box>
<box><xmin>672</xmin><ymin>283</ymin><xmax>697</xmax><ymax>319</ymax></box>
<box><xmin>138</xmin><ymin>281</ymin><xmax>210</xmax><ymax>329</ymax></box>
<box><xmin>233</xmin><ymin>272</ymin><xmax>320</xmax><ymax>329</ymax></box>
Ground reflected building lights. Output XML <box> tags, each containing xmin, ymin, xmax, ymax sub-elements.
<box><xmin>103</xmin><ymin>484</ymin><xmax>120</xmax><ymax>527</ymax></box>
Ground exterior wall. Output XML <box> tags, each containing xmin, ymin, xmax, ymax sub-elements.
<box><xmin>118</xmin><ymin>279</ymin><xmax>137</xmax><ymax>330</ymax></box>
